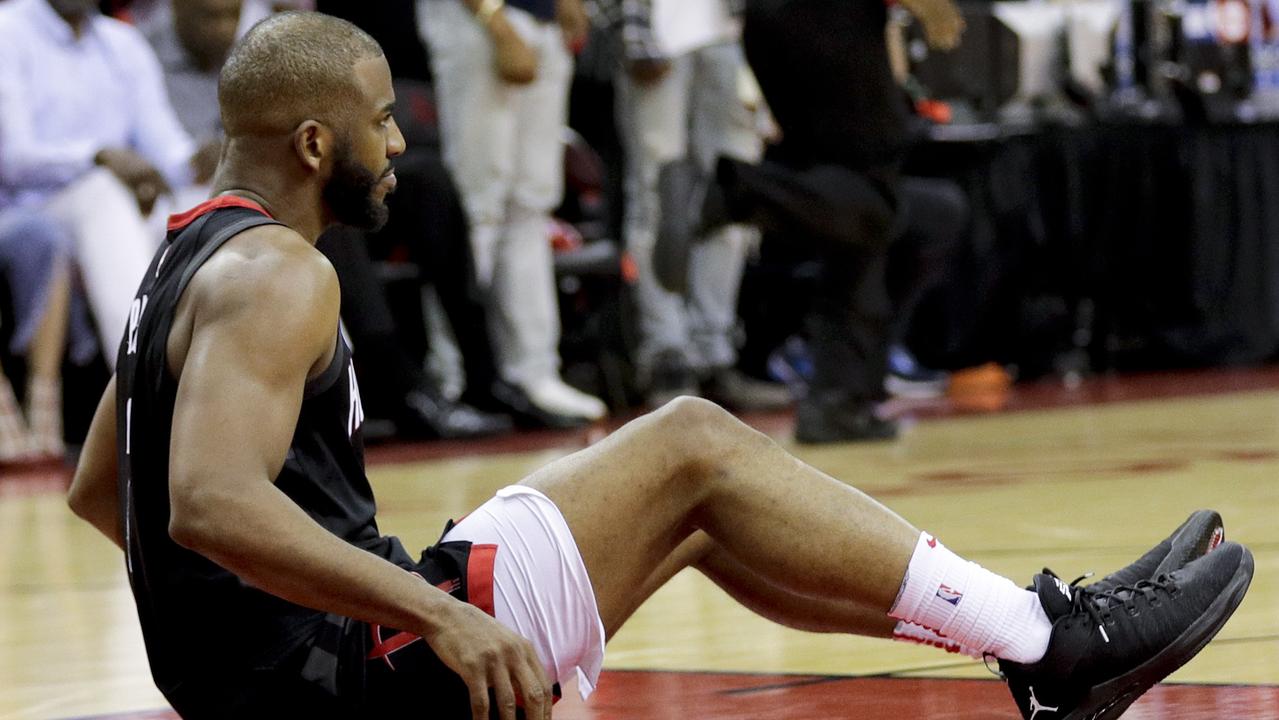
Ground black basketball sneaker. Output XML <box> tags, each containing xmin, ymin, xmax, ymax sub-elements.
<box><xmin>1088</xmin><ymin>510</ymin><xmax>1225</xmax><ymax>594</ymax></box>
<box><xmin>999</xmin><ymin>541</ymin><xmax>1254</xmax><ymax>720</ymax></box>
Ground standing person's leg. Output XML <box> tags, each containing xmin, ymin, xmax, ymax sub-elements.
<box><xmin>487</xmin><ymin>14</ymin><xmax>606</xmax><ymax>421</ymax></box>
<box><xmin>421</xmin><ymin>0</ymin><xmax>596</xmax><ymax>424</ymax></box>
<box><xmin>318</xmin><ymin>210</ymin><xmax>511</xmax><ymax>441</ymax></box>
<box><xmin>418</xmin><ymin>0</ymin><xmax>515</xmax><ymax>296</ymax></box>
<box><xmin>685</xmin><ymin>43</ymin><xmax>748</xmax><ymax>376</ymax></box>
<box><xmin>739</xmin><ymin>0</ymin><xmax>902</xmax><ymax>440</ymax></box>
<box><xmin>616</xmin><ymin>54</ymin><xmax>698</xmax><ymax>404</ymax></box>
<box><xmin>796</xmin><ymin>229</ymin><xmax>898</xmax><ymax>442</ymax></box>
<box><xmin>44</xmin><ymin>169</ymin><xmax>157</xmax><ymax>367</ymax></box>
<box><xmin>0</xmin><ymin>208</ymin><xmax>71</xmax><ymax>457</ymax></box>
<box><xmin>0</xmin><ymin>370</ymin><xmax>25</xmax><ymax>462</ymax></box>
<box><xmin>382</xmin><ymin>150</ymin><xmax>501</xmax><ymax>407</ymax></box>
<box><xmin>684</xmin><ymin>42</ymin><xmax>791</xmax><ymax>410</ymax></box>
<box><xmin>490</xmin><ymin>13</ymin><xmax>566</xmax><ymax>394</ymax></box>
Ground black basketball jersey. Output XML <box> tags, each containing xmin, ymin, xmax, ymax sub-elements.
<box><xmin>114</xmin><ymin>197</ymin><xmax>417</xmax><ymax>709</ymax></box>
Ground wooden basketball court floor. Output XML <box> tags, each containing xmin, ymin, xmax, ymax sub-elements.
<box><xmin>2</xmin><ymin>367</ymin><xmax>1277</xmax><ymax>719</ymax></box>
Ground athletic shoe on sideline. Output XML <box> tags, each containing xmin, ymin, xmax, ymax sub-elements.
<box><xmin>884</xmin><ymin>344</ymin><xmax>948</xmax><ymax>399</ymax></box>
<box><xmin>999</xmin><ymin>541</ymin><xmax>1254</xmax><ymax>720</ymax></box>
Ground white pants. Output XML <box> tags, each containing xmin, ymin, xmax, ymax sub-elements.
<box><xmin>43</xmin><ymin>171</ymin><xmax>209</xmax><ymax>368</ymax></box>
<box><xmin>442</xmin><ymin>485</ymin><xmax>606</xmax><ymax>699</ymax></box>
<box><xmin>420</xmin><ymin>1</ymin><xmax>573</xmax><ymax>388</ymax></box>
<box><xmin>44</xmin><ymin>169</ymin><xmax>157</xmax><ymax>367</ymax></box>
<box><xmin>617</xmin><ymin>42</ymin><xmax>763</xmax><ymax>374</ymax></box>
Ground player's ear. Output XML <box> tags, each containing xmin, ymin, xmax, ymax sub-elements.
<box><xmin>292</xmin><ymin>120</ymin><xmax>333</xmax><ymax>173</ymax></box>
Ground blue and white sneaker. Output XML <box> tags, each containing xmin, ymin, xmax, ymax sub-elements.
<box><xmin>884</xmin><ymin>344</ymin><xmax>948</xmax><ymax>399</ymax></box>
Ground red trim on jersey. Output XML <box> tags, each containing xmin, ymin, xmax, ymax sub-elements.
<box><xmin>166</xmin><ymin>195</ymin><xmax>273</xmax><ymax>232</ymax></box>
<box><xmin>367</xmin><ymin>626</ymin><xmax>423</xmax><ymax>669</ymax></box>
<box><xmin>468</xmin><ymin>544</ymin><xmax>499</xmax><ymax>617</ymax></box>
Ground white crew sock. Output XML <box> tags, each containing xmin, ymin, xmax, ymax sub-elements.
<box><xmin>892</xmin><ymin>620</ymin><xmax>982</xmax><ymax>658</ymax></box>
<box><xmin>888</xmin><ymin>532</ymin><xmax>1052</xmax><ymax>664</ymax></box>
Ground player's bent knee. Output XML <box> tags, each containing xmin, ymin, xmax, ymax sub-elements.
<box><xmin>657</xmin><ymin>395</ymin><xmax>734</xmax><ymax>434</ymax></box>
<box><xmin>654</xmin><ymin>396</ymin><xmax>756</xmax><ymax>462</ymax></box>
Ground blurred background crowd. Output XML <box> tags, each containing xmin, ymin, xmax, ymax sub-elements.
<box><xmin>4</xmin><ymin>0</ymin><xmax>1279</xmax><ymax>464</ymax></box>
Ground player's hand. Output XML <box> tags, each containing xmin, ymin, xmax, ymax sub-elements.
<box><xmin>628</xmin><ymin>57</ymin><xmax>671</xmax><ymax>86</ymax></box>
<box><xmin>94</xmin><ymin>147</ymin><xmax>172</xmax><ymax>216</ymax></box>
<box><xmin>422</xmin><ymin>599</ymin><xmax>553</xmax><ymax>720</ymax></box>
<box><xmin>899</xmin><ymin>0</ymin><xmax>965</xmax><ymax>51</ymax></box>
<box><xmin>490</xmin><ymin>17</ymin><xmax>539</xmax><ymax>85</ymax></box>
<box><xmin>556</xmin><ymin>0</ymin><xmax>590</xmax><ymax>52</ymax></box>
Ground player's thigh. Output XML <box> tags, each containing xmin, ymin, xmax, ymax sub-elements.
<box><xmin>518</xmin><ymin>397</ymin><xmax>747</xmax><ymax>635</ymax></box>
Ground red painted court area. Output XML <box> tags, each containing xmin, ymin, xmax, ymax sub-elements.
<box><xmin>72</xmin><ymin>672</ymin><xmax>1279</xmax><ymax>720</ymax></box>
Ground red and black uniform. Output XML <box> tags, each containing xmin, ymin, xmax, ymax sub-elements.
<box><xmin>115</xmin><ymin>198</ymin><xmax>509</xmax><ymax>718</ymax></box>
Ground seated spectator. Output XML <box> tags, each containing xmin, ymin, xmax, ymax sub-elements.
<box><xmin>317</xmin><ymin>226</ymin><xmax>512</xmax><ymax>439</ymax></box>
<box><xmin>0</xmin><ymin>208</ymin><xmax>74</xmax><ymax>461</ymax></box>
<box><xmin>142</xmin><ymin>0</ymin><xmax>239</xmax><ymax>150</ymax></box>
<box><xmin>0</xmin><ymin>0</ymin><xmax>218</xmax><ymax>367</ymax></box>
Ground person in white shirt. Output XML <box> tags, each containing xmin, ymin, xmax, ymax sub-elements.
<box><xmin>0</xmin><ymin>0</ymin><xmax>217</xmax><ymax>366</ymax></box>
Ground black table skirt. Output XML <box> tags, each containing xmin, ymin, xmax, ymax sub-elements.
<box><xmin>905</xmin><ymin>121</ymin><xmax>1279</xmax><ymax>375</ymax></box>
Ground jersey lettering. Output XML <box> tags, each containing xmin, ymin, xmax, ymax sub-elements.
<box><xmin>347</xmin><ymin>365</ymin><xmax>364</xmax><ymax>438</ymax></box>
<box><xmin>127</xmin><ymin>295</ymin><xmax>149</xmax><ymax>355</ymax></box>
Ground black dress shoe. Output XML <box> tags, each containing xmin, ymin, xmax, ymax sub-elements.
<box><xmin>700</xmin><ymin>367</ymin><xmax>793</xmax><ymax>412</ymax></box>
<box><xmin>794</xmin><ymin>397</ymin><xmax>897</xmax><ymax>444</ymax></box>
<box><xmin>643</xmin><ymin>349</ymin><xmax>699</xmax><ymax>409</ymax></box>
<box><xmin>396</xmin><ymin>390</ymin><xmax>514</xmax><ymax>440</ymax></box>
<box><xmin>489</xmin><ymin>380</ymin><xmax>592</xmax><ymax>430</ymax></box>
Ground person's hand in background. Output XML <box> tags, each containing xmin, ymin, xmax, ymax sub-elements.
<box><xmin>898</xmin><ymin>0</ymin><xmax>965</xmax><ymax>51</ymax></box>
<box><xmin>94</xmin><ymin>148</ymin><xmax>172</xmax><ymax>216</ymax></box>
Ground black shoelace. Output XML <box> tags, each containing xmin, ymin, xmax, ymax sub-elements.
<box><xmin>1054</xmin><ymin>571</ymin><xmax>1180</xmax><ymax>643</ymax></box>
<box><xmin>985</xmin><ymin>570</ymin><xmax>1181</xmax><ymax>679</ymax></box>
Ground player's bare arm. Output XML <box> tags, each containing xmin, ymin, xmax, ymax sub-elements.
<box><xmin>162</xmin><ymin>225</ymin><xmax>550</xmax><ymax>720</ymax></box>
<box><xmin>68</xmin><ymin>377</ymin><xmax>125</xmax><ymax>550</ymax></box>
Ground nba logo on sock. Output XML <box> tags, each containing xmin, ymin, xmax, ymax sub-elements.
<box><xmin>935</xmin><ymin>584</ymin><xmax>963</xmax><ymax>606</ymax></box>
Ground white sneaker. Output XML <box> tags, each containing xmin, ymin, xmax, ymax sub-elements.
<box><xmin>0</xmin><ymin>379</ymin><xmax>33</xmax><ymax>463</ymax></box>
<box><xmin>27</xmin><ymin>378</ymin><xmax>65</xmax><ymax>459</ymax></box>
<box><xmin>523</xmin><ymin>377</ymin><xmax>608</xmax><ymax>421</ymax></box>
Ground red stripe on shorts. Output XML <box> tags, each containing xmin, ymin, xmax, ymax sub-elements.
<box><xmin>468</xmin><ymin>544</ymin><xmax>499</xmax><ymax>617</ymax></box>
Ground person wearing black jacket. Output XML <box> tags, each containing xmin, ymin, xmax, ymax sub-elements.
<box><xmin>718</xmin><ymin>0</ymin><xmax>963</xmax><ymax>442</ymax></box>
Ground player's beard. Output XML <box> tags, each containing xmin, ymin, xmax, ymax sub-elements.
<box><xmin>323</xmin><ymin>144</ymin><xmax>391</xmax><ymax>232</ymax></box>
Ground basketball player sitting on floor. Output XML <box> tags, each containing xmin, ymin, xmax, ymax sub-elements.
<box><xmin>68</xmin><ymin>12</ymin><xmax>1253</xmax><ymax>720</ymax></box>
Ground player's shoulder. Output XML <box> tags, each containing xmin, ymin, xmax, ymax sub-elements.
<box><xmin>189</xmin><ymin>223</ymin><xmax>339</xmax><ymax>324</ymax></box>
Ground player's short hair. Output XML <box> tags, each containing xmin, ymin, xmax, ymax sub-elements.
<box><xmin>218</xmin><ymin>11</ymin><xmax>385</xmax><ymax>137</ymax></box>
